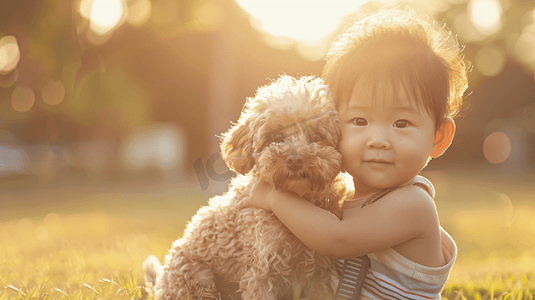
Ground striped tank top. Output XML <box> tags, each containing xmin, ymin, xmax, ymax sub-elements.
<box><xmin>334</xmin><ymin>176</ymin><xmax>457</xmax><ymax>300</ymax></box>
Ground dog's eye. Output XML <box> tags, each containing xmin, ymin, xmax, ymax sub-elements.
<box><xmin>274</xmin><ymin>133</ymin><xmax>285</xmax><ymax>144</ymax></box>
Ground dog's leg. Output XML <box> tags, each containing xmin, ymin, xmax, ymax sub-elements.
<box><xmin>239</xmin><ymin>267</ymin><xmax>280</xmax><ymax>300</ymax></box>
<box><xmin>304</xmin><ymin>280</ymin><xmax>336</xmax><ymax>300</ymax></box>
<box><xmin>155</xmin><ymin>250</ymin><xmax>220</xmax><ymax>300</ymax></box>
<box><xmin>300</xmin><ymin>258</ymin><xmax>336</xmax><ymax>300</ymax></box>
<box><xmin>142</xmin><ymin>255</ymin><xmax>164</xmax><ymax>297</ymax></box>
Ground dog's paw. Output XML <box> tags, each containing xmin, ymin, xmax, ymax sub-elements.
<box><xmin>142</xmin><ymin>255</ymin><xmax>163</xmax><ymax>295</ymax></box>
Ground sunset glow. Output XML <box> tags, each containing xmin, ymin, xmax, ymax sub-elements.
<box><xmin>234</xmin><ymin>0</ymin><xmax>367</xmax><ymax>59</ymax></box>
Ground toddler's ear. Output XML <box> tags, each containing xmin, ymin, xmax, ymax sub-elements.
<box><xmin>430</xmin><ymin>117</ymin><xmax>455</xmax><ymax>158</ymax></box>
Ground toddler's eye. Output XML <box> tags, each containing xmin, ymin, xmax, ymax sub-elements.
<box><xmin>394</xmin><ymin>120</ymin><xmax>410</xmax><ymax>128</ymax></box>
<box><xmin>352</xmin><ymin>118</ymin><xmax>367</xmax><ymax>126</ymax></box>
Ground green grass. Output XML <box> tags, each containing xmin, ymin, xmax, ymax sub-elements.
<box><xmin>0</xmin><ymin>213</ymin><xmax>159</xmax><ymax>299</ymax></box>
<box><xmin>1</xmin><ymin>170</ymin><xmax>534</xmax><ymax>299</ymax></box>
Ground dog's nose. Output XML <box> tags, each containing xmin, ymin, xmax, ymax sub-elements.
<box><xmin>286</xmin><ymin>154</ymin><xmax>305</xmax><ymax>171</ymax></box>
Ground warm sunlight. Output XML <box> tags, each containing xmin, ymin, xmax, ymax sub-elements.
<box><xmin>80</xmin><ymin>0</ymin><xmax>125</xmax><ymax>36</ymax></box>
<box><xmin>0</xmin><ymin>35</ymin><xmax>20</xmax><ymax>75</ymax></box>
<box><xmin>468</xmin><ymin>0</ymin><xmax>502</xmax><ymax>36</ymax></box>
<box><xmin>3</xmin><ymin>1</ymin><xmax>535</xmax><ymax>299</ymax></box>
<box><xmin>234</xmin><ymin>0</ymin><xmax>367</xmax><ymax>60</ymax></box>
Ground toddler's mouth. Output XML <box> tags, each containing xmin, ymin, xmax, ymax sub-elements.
<box><xmin>364</xmin><ymin>159</ymin><xmax>392</xmax><ymax>164</ymax></box>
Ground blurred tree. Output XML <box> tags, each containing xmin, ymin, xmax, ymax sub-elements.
<box><xmin>0</xmin><ymin>0</ymin><xmax>533</xmax><ymax>183</ymax></box>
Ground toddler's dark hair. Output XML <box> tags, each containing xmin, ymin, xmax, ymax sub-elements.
<box><xmin>322</xmin><ymin>8</ymin><xmax>469</xmax><ymax>131</ymax></box>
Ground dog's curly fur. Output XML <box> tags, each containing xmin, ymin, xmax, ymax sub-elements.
<box><xmin>144</xmin><ymin>75</ymin><xmax>350</xmax><ymax>300</ymax></box>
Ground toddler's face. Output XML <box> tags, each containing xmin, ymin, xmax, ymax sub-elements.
<box><xmin>338</xmin><ymin>85</ymin><xmax>438</xmax><ymax>198</ymax></box>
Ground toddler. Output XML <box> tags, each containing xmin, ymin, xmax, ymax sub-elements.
<box><xmin>240</xmin><ymin>7</ymin><xmax>468</xmax><ymax>300</ymax></box>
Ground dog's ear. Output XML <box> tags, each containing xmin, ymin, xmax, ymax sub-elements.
<box><xmin>220</xmin><ymin>119</ymin><xmax>256</xmax><ymax>175</ymax></box>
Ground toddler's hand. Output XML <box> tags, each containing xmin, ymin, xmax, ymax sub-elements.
<box><xmin>239</xmin><ymin>179</ymin><xmax>274</xmax><ymax>212</ymax></box>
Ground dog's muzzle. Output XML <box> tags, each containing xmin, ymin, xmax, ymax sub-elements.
<box><xmin>285</xmin><ymin>154</ymin><xmax>305</xmax><ymax>171</ymax></box>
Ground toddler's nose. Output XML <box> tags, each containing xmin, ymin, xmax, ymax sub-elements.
<box><xmin>286</xmin><ymin>154</ymin><xmax>305</xmax><ymax>171</ymax></box>
<box><xmin>366</xmin><ymin>139</ymin><xmax>390</xmax><ymax>149</ymax></box>
<box><xmin>366</xmin><ymin>128</ymin><xmax>391</xmax><ymax>149</ymax></box>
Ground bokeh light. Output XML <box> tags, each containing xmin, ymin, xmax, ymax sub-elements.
<box><xmin>35</xmin><ymin>226</ymin><xmax>49</xmax><ymax>241</ymax></box>
<box><xmin>89</xmin><ymin>0</ymin><xmax>126</xmax><ymax>35</ymax></box>
<box><xmin>483</xmin><ymin>131</ymin><xmax>511</xmax><ymax>164</ymax></box>
<box><xmin>11</xmin><ymin>84</ymin><xmax>35</xmax><ymax>113</ymax></box>
<box><xmin>79</xmin><ymin>0</ymin><xmax>94</xmax><ymax>19</ymax></box>
<box><xmin>126</xmin><ymin>0</ymin><xmax>152</xmax><ymax>27</ymax></box>
<box><xmin>475</xmin><ymin>44</ymin><xmax>506</xmax><ymax>76</ymax></box>
<box><xmin>0</xmin><ymin>67</ymin><xmax>18</xmax><ymax>88</ymax></box>
<box><xmin>192</xmin><ymin>0</ymin><xmax>227</xmax><ymax>31</ymax></box>
<box><xmin>468</xmin><ymin>0</ymin><xmax>502</xmax><ymax>36</ymax></box>
<box><xmin>453</xmin><ymin>11</ymin><xmax>486</xmax><ymax>42</ymax></box>
<box><xmin>514</xmin><ymin>27</ymin><xmax>535</xmax><ymax>63</ymax></box>
<box><xmin>235</xmin><ymin>0</ymin><xmax>367</xmax><ymax>60</ymax></box>
<box><xmin>42</xmin><ymin>79</ymin><xmax>66</xmax><ymax>106</ymax></box>
<box><xmin>80</xmin><ymin>0</ymin><xmax>126</xmax><ymax>36</ymax></box>
<box><xmin>43</xmin><ymin>213</ymin><xmax>61</xmax><ymax>233</ymax></box>
<box><xmin>120</xmin><ymin>125</ymin><xmax>186</xmax><ymax>171</ymax></box>
<box><xmin>17</xmin><ymin>218</ymin><xmax>34</xmax><ymax>237</ymax></box>
<box><xmin>0</xmin><ymin>35</ymin><xmax>21</xmax><ymax>75</ymax></box>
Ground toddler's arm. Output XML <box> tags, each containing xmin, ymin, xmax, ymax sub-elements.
<box><xmin>240</xmin><ymin>180</ymin><xmax>440</xmax><ymax>260</ymax></box>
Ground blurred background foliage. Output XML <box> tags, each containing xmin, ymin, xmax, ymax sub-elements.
<box><xmin>0</xmin><ymin>0</ymin><xmax>534</xmax><ymax>189</ymax></box>
<box><xmin>0</xmin><ymin>0</ymin><xmax>535</xmax><ymax>293</ymax></box>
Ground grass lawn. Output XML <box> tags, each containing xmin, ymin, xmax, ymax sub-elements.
<box><xmin>1</xmin><ymin>169</ymin><xmax>534</xmax><ymax>299</ymax></box>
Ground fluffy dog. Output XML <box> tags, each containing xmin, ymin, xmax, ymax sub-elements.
<box><xmin>144</xmin><ymin>75</ymin><xmax>349</xmax><ymax>300</ymax></box>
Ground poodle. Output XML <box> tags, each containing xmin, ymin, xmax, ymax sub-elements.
<box><xmin>144</xmin><ymin>75</ymin><xmax>349</xmax><ymax>300</ymax></box>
